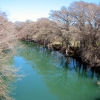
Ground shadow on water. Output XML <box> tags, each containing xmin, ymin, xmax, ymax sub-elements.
<box><xmin>95</xmin><ymin>98</ymin><xmax>100</xmax><ymax>100</ymax></box>
<box><xmin>14</xmin><ymin>41</ymin><xmax>100</xmax><ymax>100</ymax></box>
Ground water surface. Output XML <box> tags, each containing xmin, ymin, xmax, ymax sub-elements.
<box><xmin>12</xmin><ymin>42</ymin><xmax>100</xmax><ymax>100</ymax></box>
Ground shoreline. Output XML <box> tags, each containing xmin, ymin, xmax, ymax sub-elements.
<box><xmin>21</xmin><ymin>38</ymin><xmax>100</xmax><ymax>74</ymax></box>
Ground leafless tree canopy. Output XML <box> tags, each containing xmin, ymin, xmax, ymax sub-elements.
<box><xmin>49</xmin><ymin>1</ymin><xmax>100</xmax><ymax>67</ymax></box>
<box><xmin>50</xmin><ymin>1</ymin><xmax>100</xmax><ymax>45</ymax></box>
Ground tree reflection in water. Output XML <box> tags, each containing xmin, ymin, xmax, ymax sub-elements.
<box><xmin>15</xmin><ymin>42</ymin><xmax>100</xmax><ymax>100</ymax></box>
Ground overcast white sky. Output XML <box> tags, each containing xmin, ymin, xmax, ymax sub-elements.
<box><xmin>0</xmin><ymin>0</ymin><xmax>99</xmax><ymax>22</ymax></box>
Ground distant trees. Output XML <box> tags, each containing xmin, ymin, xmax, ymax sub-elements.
<box><xmin>16</xmin><ymin>18</ymin><xmax>63</xmax><ymax>46</ymax></box>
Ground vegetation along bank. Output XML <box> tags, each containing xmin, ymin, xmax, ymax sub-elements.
<box><xmin>16</xmin><ymin>1</ymin><xmax>100</xmax><ymax>73</ymax></box>
<box><xmin>0</xmin><ymin>1</ymin><xmax>100</xmax><ymax>100</ymax></box>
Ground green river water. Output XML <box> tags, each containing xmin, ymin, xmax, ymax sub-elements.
<box><xmin>11</xmin><ymin>42</ymin><xmax>100</xmax><ymax>100</ymax></box>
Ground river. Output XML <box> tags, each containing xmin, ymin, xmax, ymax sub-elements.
<box><xmin>11</xmin><ymin>42</ymin><xmax>100</xmax><ymax>100</ymax></box>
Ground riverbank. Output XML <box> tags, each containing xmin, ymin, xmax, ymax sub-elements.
<box><xmin>21</xmin><ymin>38</ymin><xmax>100</xmax><ymax>74</ymax></box>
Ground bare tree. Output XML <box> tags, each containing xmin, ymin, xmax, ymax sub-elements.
<box><xmin>50</xmin><ymin>6</ymin><xmax>70</xmax><ymax>31</ymax></box>
<box><xmin>69</xmin><ymin>1</ymin><xmax>100</xmax><ymax>48</ymax></box>
<box><xmin>0</xmin><ymin>10</ymin><xmax>19</xmax><ymax>100</ymax></box>
<box><xmin>49</xmin><ymin>6</ymin><xmax>73</xmax><ymax>48</ymax></box>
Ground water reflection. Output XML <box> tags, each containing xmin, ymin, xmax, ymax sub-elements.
<box><xmin>14</xmin><ymin>42</ymin><xmax>100</xmax><ymax>100</ymax></box>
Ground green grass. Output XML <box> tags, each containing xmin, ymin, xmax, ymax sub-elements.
<box><xmin>69</xmin><ymin>41</ymin><xmax>80</xmax><ymax>47</ymax></box>
<box><xmin>96</xmin><ymin>42</ymin><xmax>100</xmax><ymax>46</ymax></box>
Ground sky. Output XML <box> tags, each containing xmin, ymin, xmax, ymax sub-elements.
<box><xmin>0</xmin><ymin>0</ymin><xmax>100</xmax><ymax>22</ymax></box>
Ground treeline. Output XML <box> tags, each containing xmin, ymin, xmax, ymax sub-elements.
<box><xmin>0</xmin><ymin>1</ymin><xmax>100</xmax><ymax>99</ymax></box>
<box><xmin>50</xmin><ymin>1</ymin><xmax>100</xmax><ymax>48</ymax></box>
<box><xmin>16</xmin><ymin>1</ymin><xmax>100</xmax><ymax>71</ymax></box>
<box><xmin>49</xmin><ymin>1</ymin><xmax>100</xmax><ymax>69</ymax></box>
